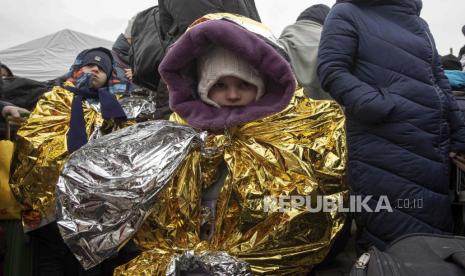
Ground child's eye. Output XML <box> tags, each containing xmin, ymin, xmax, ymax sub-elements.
<box><xmin>213</xmin><ymin>82</ymin><xmax>226</xmax><ymax>89</ymax></box>
<box><xmin>240</xmin><ymin>81</ymin><xmax>252</xmax><ymax>88</ymax></box>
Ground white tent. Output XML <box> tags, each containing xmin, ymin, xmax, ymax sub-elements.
<box><xmin>0</xmin><ymin>29</ymin><xmax>113</xmax><ymax>81</ymax></box>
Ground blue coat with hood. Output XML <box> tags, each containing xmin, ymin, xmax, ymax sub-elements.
<box><xmin>318</xmin><ymin>0</ymin><xmax>465</xmax><ymax>249</ymax></box>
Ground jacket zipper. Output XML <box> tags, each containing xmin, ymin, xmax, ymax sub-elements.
<box><xmin>355</xmin><ymin>252</ymin><xmax>371</xmax><ymax>269</ymax></box>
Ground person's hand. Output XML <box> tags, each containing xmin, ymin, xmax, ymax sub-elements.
<box><xmin>124</xmin><ymin>68</ymin><xmax>133</xmax><ymax>81</ymax></box>
<box><xmin>1</xmin><ymin>105</ymin><xmax>30</xmax><ymax>126</ymax></box>
<box><xmin>450</xmin><ymin>152</ymin><xmax>465</xmax><ymax>172</ymax></box>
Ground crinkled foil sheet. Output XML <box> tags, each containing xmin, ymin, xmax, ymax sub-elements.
<box><xmin>10</xmin><ymin>83</ymin><xmax>158</xmax><ymax>232</ymax></box>
<box><xmin>10</xmin><ymin>84</ymin><xmax>105</xmax><ymax>232</ymax></box>
<box><xmin>166</xmin><ymin>251</ymin><xmax>252</xmax><ymax>276</ymax></box>
<box><xmin>117</xmin><ymin>88</ymin><xmax>157</xmax><ymax>121</ymax></box>
<box><xmin>114</xmin><ymin>89</ymin><xmax>348</xmax><ymax>275</ymax></box>
<box><xmin>55</xmin><ymin>121</ymin><xmax>205</xmax><ymax>270</ymax></box>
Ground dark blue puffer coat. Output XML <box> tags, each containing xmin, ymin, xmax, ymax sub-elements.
<box><xmin>318</xmin><ymin>0</ymin><xmax>465</xmax><ymax>249</ymax></box>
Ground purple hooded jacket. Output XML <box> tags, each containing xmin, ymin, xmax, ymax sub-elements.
<box><xmin>158</xmin><ymin>19</ymin><xmax>296</xmax><ymax>130</ymax></box>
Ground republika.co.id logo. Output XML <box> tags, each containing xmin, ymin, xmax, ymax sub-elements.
<box><xmin>263</xmin><ymin>195</ymin><xmax>423</xmax><ymax>213</ymax></box>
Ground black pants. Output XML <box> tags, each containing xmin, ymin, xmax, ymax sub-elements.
<box><xmin>30</xmin><ymin>222</ymin><xmax>140</xmax><ymax>276</ymax></box>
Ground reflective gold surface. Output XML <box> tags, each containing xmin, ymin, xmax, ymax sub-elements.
<box><xmin>115</xmin><ymin>89</ymin><xmax>347</xmax><ymax>275</ymax></box>
<box><xmin>10</xmin><ymin>82</ymin><xmax>126</xmax><ymax>231</ymax></box>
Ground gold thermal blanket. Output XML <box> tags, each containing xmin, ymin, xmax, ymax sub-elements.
<box><xmin>115</xmin><ymin>90</ymin><xmax>347</xmax><ymax>275</ymax></box>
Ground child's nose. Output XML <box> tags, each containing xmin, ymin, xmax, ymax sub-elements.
<box><xmin>89</xmin><ymin>65</ymin><xmax>99</xmax><ymax>72</ymax></box>
<box><xmin>226</xmin><ymin>88</ymin><xmax>240</xmax><ymax>100</ymax></box>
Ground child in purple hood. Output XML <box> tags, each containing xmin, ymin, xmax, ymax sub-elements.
<box><xmin>159</xmin><ymin>15</ymin><xmax>296</xmax><ymax>130</ymax></box>
<box><xmin>196</xmin><ymin>46</ymin><xmax>265</xmax><ymax>109</ymax></box>
<box><xmin>115</xmin><ymin>14</ymin><xmax>348</xmax><ymax>275</ymax></box>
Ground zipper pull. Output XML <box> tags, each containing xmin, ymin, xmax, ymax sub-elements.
<box><xmin>355</xmin><ymin>252</ymin><xmax>371</xmax><ymax>269</ymax></box>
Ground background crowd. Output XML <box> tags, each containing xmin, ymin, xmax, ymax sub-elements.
<box><xmin>1</xmin><ymin>0</ymin><xmax>465</xmax><ymax>275</ymax></box>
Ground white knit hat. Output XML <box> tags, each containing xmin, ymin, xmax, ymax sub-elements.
<box><xmin>197</xmin><ymin>46</ymin><xmax>265</xmax><ymax>108</ymax></box>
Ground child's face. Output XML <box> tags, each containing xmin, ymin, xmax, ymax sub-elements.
<box><xmin>81</xmin><ymin>64</ymin><xmax>108</xmax><ymax>88</ymax></box>
<box><xmin>208</xmin><ymin>76</ymin><xmax>258</xmax><ymax>107</ymax></box>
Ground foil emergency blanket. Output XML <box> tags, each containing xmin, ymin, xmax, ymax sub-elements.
<box><xmin>166</xmin><ymin>251</ymin><xmax>252</xmax><ymax>276</ymax></box>
<box><xmin>114</xmin><ymin>89</ymin><xmax>348</xmax><ymax>275</ymax></box>
<box><xmin>55</xmin><ymin>121</ymin><xmax>205</xmax><ymax>270</ymax></box>
<box><xmin>9</xmin><ymin>83</ymin><xmax>155</xmax><ymax>232</ymax></box>
<box><xmin>117</xmin><ymin>88</ymin><xmax>157</xmax><ymax>121</ymax></box>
